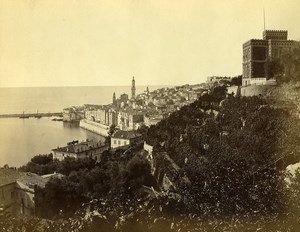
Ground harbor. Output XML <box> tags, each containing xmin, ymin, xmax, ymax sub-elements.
<box><xmin>0</xmin><ymin>117</ymin><xmax>105</xmax><ymax>167</ymax></box>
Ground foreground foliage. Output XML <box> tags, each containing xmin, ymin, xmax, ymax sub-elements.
<box><xmin>5</xmin><ymin>85</ymin><xmax>300</xmax><ymax>231</ymax></box>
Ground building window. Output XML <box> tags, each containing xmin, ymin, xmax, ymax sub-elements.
<box><xmin>124</xmin><ymin>141</ymin><xmax>126</xmax><ymax>145</ymax></box>
<box><xmin>118</xmin><ymin>140</ymin><xmax>121</xmax><ymax>145</ymax></box>
<box><xmin>11</xmin><ymin>191</ymin><xmax>15</xmax><ymax>199</ymax></box>
<box><xmin>114</xmin><ymin>140</ymin><xmax>117</xmax><ymax>144</ymax></box>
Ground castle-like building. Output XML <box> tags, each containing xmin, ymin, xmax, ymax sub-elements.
<box><xmin>242</xmin><ymin>30</ymin><xmax>298</xmax><ymax>86</ymax></box>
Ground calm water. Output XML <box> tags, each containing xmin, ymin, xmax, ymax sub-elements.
<box><xmin>0</xmin><ymin>86</ymin><xmax>166</xmax><ymax>114</ymax></box>
<box><xmin>0</xmin><ymin>86</ymin><xmax>168</xmax><ymax>167</ymax></box>
<box><xmin>0</xmin><ymin>118</ymin><xmax>105</xmax><ymax>167</ymax></box>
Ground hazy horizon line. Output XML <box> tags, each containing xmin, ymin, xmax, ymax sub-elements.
<box><xmin>0</xmin><ymin>84</ymin><xmax>185</xmax><ymax>88</ymax></box>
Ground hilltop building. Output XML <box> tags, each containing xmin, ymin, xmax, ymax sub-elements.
<box><xmin>207</xmin><ymin>76</ymin><xmax>231</xmax><ymax>84</ymax></box>
<box><xmin>242</xmin><ymin>30</ymin><xmax>298</xmax><ymax>86</ymax></box>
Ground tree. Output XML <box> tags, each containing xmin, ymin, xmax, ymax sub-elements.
<box><xmin>105</xmin><ymin>124</ymin><xmax>117</xmax><ymax>146</ymax></box>
<box><xmin>264</xmin><ymin>58</ymin><xmax>284</xmax><ymax>80</ymax></box>
<box><xmin>31</xmin><ymin>154</ymin><xmax>53</xmax><ymax>165</ymax></box>
<box><xmin>108</xmin><ymin>124</ymin><xmax>117</xmax><ymax>137</ymax></box>
<box><xmin>231</xmin><ymin>75</ymin><xmax>242</xmax><ymax>86</ymax></box>
<box><xmin>278</xmin><ymin>43</ymin><xmax>300</xmax><ymax>83</ymax></box>
<box><xmin>126</xmin><ymin>154</ymin><xmax>152</xmax><ymax>191</ymax></box>
<box><xmin>19</xmin><ymin>154</ymin><xmax>58</xmax><ymax>175</ymax></box>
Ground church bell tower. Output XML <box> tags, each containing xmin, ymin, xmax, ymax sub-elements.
<box><xmin>131</xmin><ymin>76</ymin><xmax>136</xmax><ymax>100</ymax></box>
<box><xmin>112</xmin><ymin>92</ymin><xmax>116</xmax><ymax>106</ymax></box>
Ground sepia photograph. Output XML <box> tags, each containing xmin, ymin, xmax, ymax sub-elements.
<box><xmin>0</xmin><ymin>0</ymin><xmax>300</xmax><ymax>231</ymax></box>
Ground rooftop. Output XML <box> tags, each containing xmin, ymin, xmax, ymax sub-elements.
<box><xmin>0</xmin><ymin>168</ymin><xmax>22</xmax><ymax>187</ymax></box>
<box><xmin>42</xmin><ymin>172</ymin><xmax>64</xmax><ymax>182</ymax></box>
<box><xmin>52</xmin><ymin>140</ymin><xmax>105</xmax><ymax>153</ymax></box>
<box><xmin>112</xmin><ymin>130</ymin><xmax>142</xmax><ymax>139</ymax></box>
<box><xmin>0</xmin><ymin>168</ymin><xmax>47</xmax><ymax>188</ymax></box>
<box><xmin>17</xmin><ymin>172</ymin><xmax>47</xmax><ymax>189</ymax></box>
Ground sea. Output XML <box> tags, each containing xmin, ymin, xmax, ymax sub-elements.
<box><xmin>0</xmin><ymin>85</ymin><xmax>168</xmax><ymax>167</ymax></box>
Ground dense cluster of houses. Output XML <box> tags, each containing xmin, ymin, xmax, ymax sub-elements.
<box><xmin>63</xmin><ymin>78</ymin><xmax>208</xmax><ymax>130</ymax></box>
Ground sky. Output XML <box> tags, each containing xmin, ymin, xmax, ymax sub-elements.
<box><xmin>0</xmin><ymin>0</ymin><xmax>300</xmax><ymax>87</ymax></box>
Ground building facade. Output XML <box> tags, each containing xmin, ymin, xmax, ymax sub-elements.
<box><xmin>52</xmin><ymin>140</ymin><xmax>108</xmax><ymax>162</ymax></box>
<box><xmin>117</xmin><ymin>110</ymin><xmax>145</xmax><ymax>131</ymax></box>
<box><xmin>85</xmin><ymin>107</ymin><xmax>118</xmax><ymax>127</ymax></box>
<box><xmin>144</xmin><ymin>114</ymin><xmax>163</xmax><ymax>127</ymax></box>
<box><xmin>242</xmin><ymin>30</ymin><xmax>298</xmax><ymax>86</ymax></box>
<box><xmin>207</xmin><ymin>76</ymin><xmax>231</xmax><ymax>84</ymax></box>
<box><xmin>111</xmin><ymin>130</ymin><xmax>142</xmax><ymax>149</ymax></box>
<box><xmin>0</xmin><ymin>168</ymin><xmax>47</xmax><ymax>216</ymax></box>
<box><xmin>63</xmin><ymin>107</ymin><xmax>84</xmax><ymax>122</ymax></box>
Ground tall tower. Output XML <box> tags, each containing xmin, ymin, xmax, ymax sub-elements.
<box><xmin>112</xmin><ymin>92</ymin><xmax>116</xmax><ymax>106</ymax></box>
<box><xmin>131</xmin><ymin>76</ymin><xmax>136</xmax><ymax>100</ymax></box>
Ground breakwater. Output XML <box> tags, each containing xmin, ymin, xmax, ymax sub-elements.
<box><xmin>0</xmin><ymin>112</ymin><xmax>63</xmax><ymax>118</ymax></box>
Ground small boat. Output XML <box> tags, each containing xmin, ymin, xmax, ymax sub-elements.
<box><xmin>19</xmin><ymin>112</ymin><xmax>29</xmax><ymax>119</ymax></box>
<box><xmin>34</xmin><ymin>109</ymin><xmax>42</xmax><ymax>119</ymax></box>
<box><xmin>52</xmin><ymin>117</ymin><xmax>63</xmax><ymax>121</ymax></box>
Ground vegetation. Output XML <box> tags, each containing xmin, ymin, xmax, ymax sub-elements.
<box><xmin>3</xmin><ymin>84</ymin><xmax>300</xmax><ymax>231</ymax></box>
<box><xmin>19</xmin><ymin>153</ymin><xmax>96</xmax><ymax>176</ymax></box>
<box><xmin>36</xmin><ymin>151</ymin><xmax>153</xmax><ymax>219</ymax></box>
<box><xmin>141</xmin><ymin>87</ymin><xmax>300</xmax><ymax>229</ymax></box>
<box><xmin>264</xmin><ymin>42</ymin><xmax>300</xmax><ymax>83</ymax></box>
<box><xmin>19</xmin><ymin>154</ymin><xmax>58</xmax><ymax>175</ymax></box>
<box><xmin>279</xmin><ymin>43</ymin><xmax>300</xmax><ymax>83</ymax></box>
<box><xmin>230</xmin><ymin>75</ymin><xmax>242</xmax><ymax>86</ymax></box>
<box><xmin>1</xmin><ymin>171</ymin><xmax>300</xmax><ymax>231</ymax></box>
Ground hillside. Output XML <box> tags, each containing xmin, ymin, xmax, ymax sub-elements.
<box><xmin>266</xmin><ymin>82</ymin><xmax>300</xmax><ymax>116</ymax></box>
<box><xmin>2</xmin><ymin>84</ymin><xmax>300</xmax><ymax>231</ymax></box>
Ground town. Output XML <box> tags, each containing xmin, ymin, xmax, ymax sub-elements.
<box><xmin>1</xmin><ymin>27</ymin><xmax>300</xmax><ymax>231</ymax></box>
<box><xmin>62</xmin><ymin>78</ymin><xmax>208</xmax><ymax>133</ymax></box>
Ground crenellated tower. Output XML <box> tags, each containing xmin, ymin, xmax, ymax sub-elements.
<box><xmin>242</xmin><ymin>29</ymin><xmax>298</xmax><ymax>86</ymax></box>
<box><xmin>263</xmin><ymin>30</ymin><xmax>288</xmax><ymax>40</ymax></box>
<box><xmin>131</xmin><ymin>76</ymin><xmax>136</xmax><ymax>100</ymax></box>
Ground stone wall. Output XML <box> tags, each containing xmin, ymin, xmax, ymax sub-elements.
<box><xmin>79</xmin><ymin>119</ymin><xmax>110</xmax><ymax>137</ymax></box>
<box><xmin>240</xmin><ymin>85</ymin><xmax>277</xmax><ymax>97</ymax></box>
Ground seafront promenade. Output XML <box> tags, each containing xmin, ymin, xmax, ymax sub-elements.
<box><xmin>0</xmin><ymin>112</ymin><xmax>63</xmax><ymax>118</ymax></box>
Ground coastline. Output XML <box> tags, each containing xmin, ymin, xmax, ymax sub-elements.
<box><xmin>0</xmin><ymin>117</ymin><xmax>105</xmax><ymax>167</ymax></box>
